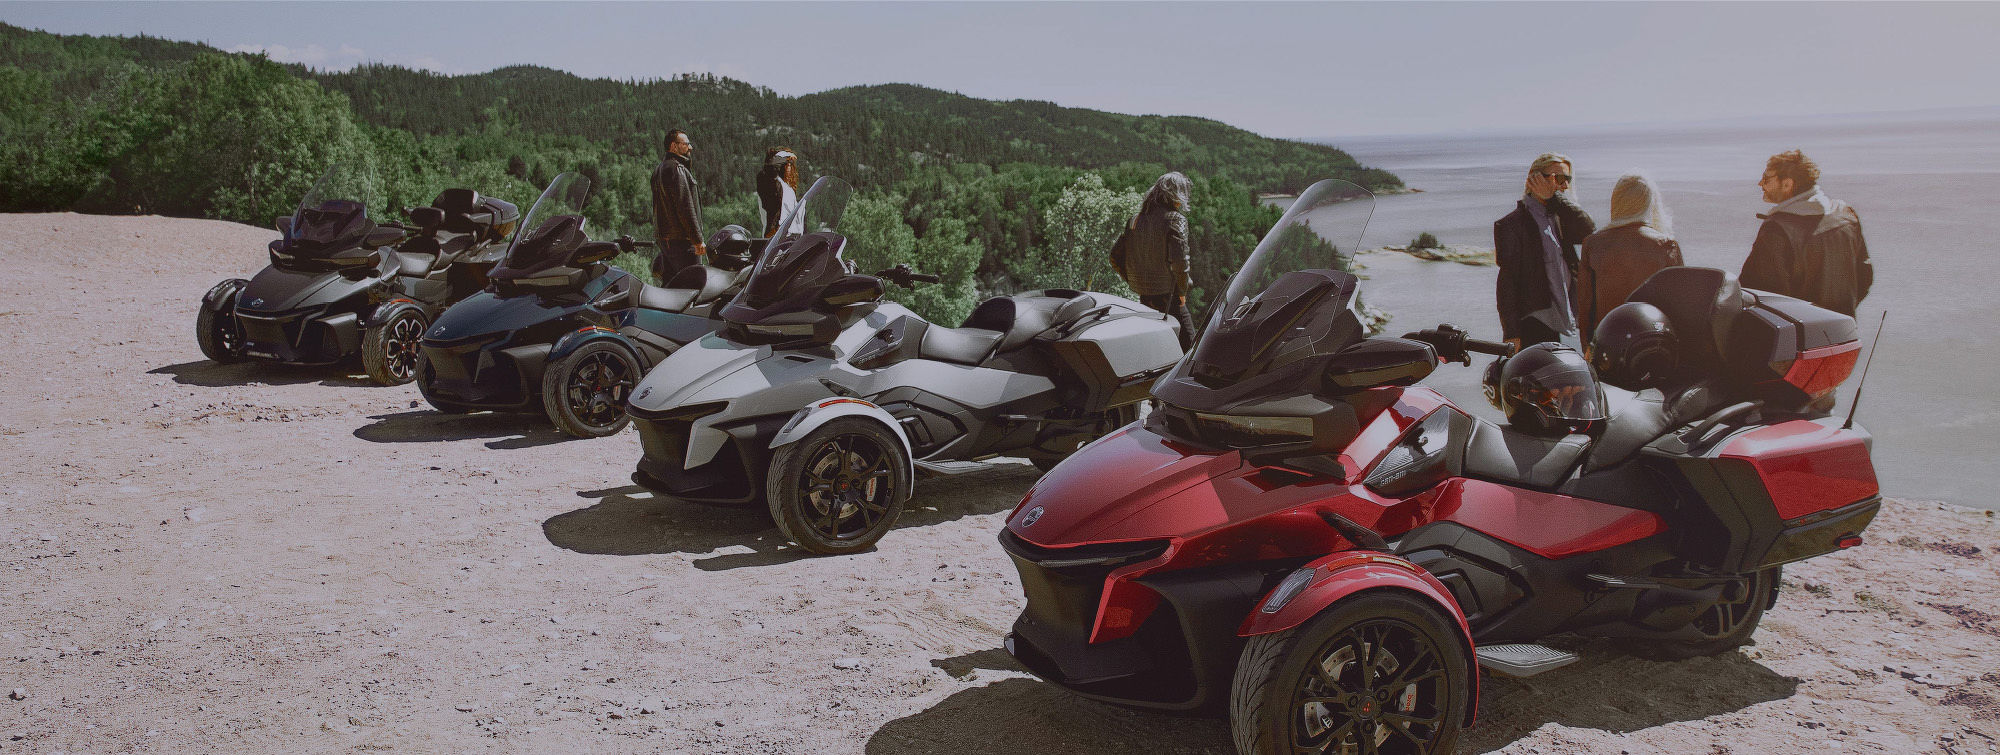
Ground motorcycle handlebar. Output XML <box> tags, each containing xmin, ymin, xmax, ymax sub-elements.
<box><xmin>872</xmin><ymin>264</ymin><xmax>938</xmax><ymax>287</ymax></box>
<box><xmin>1402</xmin><ymin>324</ymin><xmax>1517</xmax><ymax>363</ymax></box>
<box><xmin>909</xmin><ymin>273</ymin><xmax>941</xmax><ymax>284</ymax></box>
<box><xmin>1464</xmin><ymin>338</ymin><xmax>1515</xmax><ymax>357</ymax></box>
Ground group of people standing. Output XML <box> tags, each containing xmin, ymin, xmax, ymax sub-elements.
<box><xmin>1494</xmin><ymin>149</ymin><xmax>1874</xmax><ymax>351</ymax></box>
<box><xmin>645</xmin><ymin>128</ymin><xmax>802</xmax><ymax>284</ymax></box>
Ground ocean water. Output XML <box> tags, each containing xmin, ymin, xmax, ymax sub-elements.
<box><xmin>1306</xmin><ymin>113</ymin><xmax>2000</xmax><ymax>507</ymax></box>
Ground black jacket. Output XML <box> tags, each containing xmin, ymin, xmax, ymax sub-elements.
<box><xmin>1741</xmin><ymin>190</ymin><xmax>1871</xmax><ymax>316</ymax></box>
<box><xmin>1494</xmin><ymin>193</ymin><xmax>1596</xmax><ymax>341</ymax></box>
<box><xmin>650</xmin><ymin>153</ymin><xmax>703</xmax><ymax>245</ymax></box>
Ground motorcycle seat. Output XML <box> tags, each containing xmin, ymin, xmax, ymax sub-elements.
<box><xmin>961</xmin><ymin>290</ymin><xmax>1083</xmax><ymax>353</ymax></box>
<box><xmin>920</xmin><ymin>325</ymin><xmax>1004</xmax><ymax>366</ymax></box>
<box><xmin>638</xmin><ymin>284</ymin><xmax>699</xmax><ymax>313</ymax></box>
<box><xmin>665</xmin><ymin>264</ymin><xmax>737</xmax><ymax>308</ymax></box>
<box><xmin>396</xmin><ymin>251</ymin><xmax>439</xmax><ymax>278</ymax></box>
<box><xmin>1583</xmin><ymin>387</ymin><xmax>1672</xmax><ymax>471</ymax></box>
<box><xmin>1455</xmin><ymin>417</ymin><xmax>1591</xmax><ymax>489</ymax></box>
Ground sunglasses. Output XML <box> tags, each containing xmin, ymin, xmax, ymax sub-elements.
<box><xmin>1540</xmin><ymin>172</ymin><xmax>1573</xmax><ymax>185</ymax></box>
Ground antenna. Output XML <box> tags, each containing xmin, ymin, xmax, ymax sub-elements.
<box><xmin>1843</xmin><ymin>311</ymin><xmax>1887</xmax><ymax>430</ymax></box>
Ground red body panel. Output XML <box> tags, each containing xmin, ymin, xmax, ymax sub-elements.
<box><xmin>1719</xmin><ymin>420</ymin><xmax>1879</xmax><ymax>520</ymax></box>
<box><xmin>1006</xmin><ymin>427</ymin><xmax>1244</xmax><ymax>545</ymax></box>
<box><xmin>1424</xmin><ymin>479</ymin><xmax>1667</xmax><ymax>559</ymax></box>
<box><xmin>1333</xmin><ymin>388</ymin><xmax>1447</xmax><ymax>482</ymax></box>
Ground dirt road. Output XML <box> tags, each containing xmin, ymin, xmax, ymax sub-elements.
<box><xmin>2</xmin><ymin>213</ymin><xmax>1996</xmax><ymax>754</ymax></box>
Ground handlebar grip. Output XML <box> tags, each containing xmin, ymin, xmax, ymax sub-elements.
<box><xmin>911</xmin><ymin>273</ymin><xmax>941</xmax><ymax>283</ymax></box>
<box><xmin>1464</xmin><ymin>339</ymin><xmax>1516</xmax><ymax>357</ymax></box>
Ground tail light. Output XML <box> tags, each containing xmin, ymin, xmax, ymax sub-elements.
<box><xmin>1780</xmin><ymin>341</ymin><xmax>1862</xmax><ymax>400</ymax></box>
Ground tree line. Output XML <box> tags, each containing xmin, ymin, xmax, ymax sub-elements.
<box><xmin>0</xmin><ymin>23</ymin><xmax>1396</xmax><ymax>325</ymax></box>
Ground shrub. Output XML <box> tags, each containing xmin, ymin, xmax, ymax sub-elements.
<box><xmin>1409</xmin><ymin>231</ymin><xmax>1441</xmax><ymax>249</ymax></box>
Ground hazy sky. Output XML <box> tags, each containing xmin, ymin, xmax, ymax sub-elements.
<box><xmin>6</xmin><ymin>2</ymin><xmax>1997</xmax><ymax>138</ymax></box>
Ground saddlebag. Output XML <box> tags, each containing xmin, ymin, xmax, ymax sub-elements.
<box><xmin>1046</xmin><ymin>313</ymin><xmax>1181</xmax><ymax>413</ymax></box>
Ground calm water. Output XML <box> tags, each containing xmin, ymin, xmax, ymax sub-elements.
<box><xmin>1304</xmin><ymin>113</ymin><xmax>2000</xmax><ymax>507</ymax></box>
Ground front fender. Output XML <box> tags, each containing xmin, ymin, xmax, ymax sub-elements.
<box><xmin>203</xmin><ymin>278</ymin><xmax>248</xmax><ymax>313</ymax></box>
<box><xmin>1238</xmin><ymin>551</ymin><xmax>1478</xmax><ymax>725</ymax></box>
<box><xmin>549</xmin><ymin>325</ymin><xmax>632</xmax><ymax>363</ymax></box>
<box><xmin>365</xmin><ymin>297</ymin><xmax>426</xmax><ymax>328</ymax></box>
<box><xmin>771</xmin><ymin>398</ymin><xmax>917</xmax><ymax>492</ymax></box>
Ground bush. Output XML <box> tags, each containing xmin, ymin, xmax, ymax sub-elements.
<box><xmin>1409</xmin><ymin>231</ymin><xmax>1441</xmax><ymax>250</ymax></box>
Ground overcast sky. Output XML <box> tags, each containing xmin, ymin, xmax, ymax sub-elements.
<box><xmin>6</xmin><ymin>2</ymin><xmax>1997</xmax><ymax>138</ymax></box>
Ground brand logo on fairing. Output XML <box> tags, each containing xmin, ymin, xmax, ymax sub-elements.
<box><xmin>637</xmin><ymin>387</ymin><xmax>652</xmax><ymax>401</ymax></box>
<box><xmin>1021</xmin><ymin>506</ymin><xmax>1044</xmax><ymax>527</ymax></box>
<box><xmin>246</xmin><ymin>297</ymin><xmax>264</xmax><ymax>308</ymax></box>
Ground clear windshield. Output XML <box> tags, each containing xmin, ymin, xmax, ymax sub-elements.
<box><xmin>761</xmin><ymin>176</ymin><xmax>851</xmax><ymax>258</ymax></box>
<box><xmin>296</xmin><ymin>164</ymin><xmax>378</xmax><ymax>218</ymax></box>
<box><xmin>1179</xmin><ymin>180</ymin><xmax>1375</xmax><ymax>387</ymax></box>
<box><xmin>724</xmin><ymin>176</ymin><xmax>856</xmax><ymax>320</ymax></box>
<box><xmin>287</xmin><ymin>164</ymin><xmax>378</xmax><ymax>252</ymax></box>
<box><xmin>499</xmin><ymin>172</ymin><xmax>591</xmax><ymax>272</ymax></box>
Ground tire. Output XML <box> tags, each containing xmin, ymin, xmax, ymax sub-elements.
<box><xmin>195</xmin><ymin>287</ymin><xmax>247</xmax><ymax>363</ymax></box>
<box><xmin>362</xmin><ymin>308</ymin><xmax>428</xmax><ymax>385</ymax></box>
<box><xmin>1632</xmin><ymin>566</ymin><xmax>1782</xmax><ymax>661</ymax></box>
<box><xmin>541</xmin><ymin>340</ymin><xmax>641</xmax><ymax>438</ymax></box>
<box><xmin>767</xmin><ymin>417</ymin><xmax>911</xmax><ymax>555</ymax></box>
<box><xmin>414</xmin><ymin>352</ymin><xmax>476</xmax><ymax>414</ymax></box>
<box><xmin>1230</xmin><ymin>591</ymin><xmax>1470</xmax><ymax>755</ymax></box>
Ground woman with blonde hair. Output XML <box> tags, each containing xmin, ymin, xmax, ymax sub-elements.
<box><xmin>756</xmin><ymin>147</ymin><xmax>801</xmax><ymax>237</ymax></box>
<box><xmin>1578</xmin><ymin>172</ymin><xmax>1683</xmax><ymax>343</ymax></box>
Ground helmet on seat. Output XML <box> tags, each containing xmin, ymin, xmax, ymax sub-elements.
<box><xmin>1592</xmin><ymin>302</ymin><xmax>1679</xmax><ymax>389</ymax></box>
<box><xmin>1498</xmin><ymin>343</ymin><xmax>1607</xmax><ymax>436</ymax></box>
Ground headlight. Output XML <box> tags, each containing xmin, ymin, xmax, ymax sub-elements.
<box><xmin>1191</xmin><ymin>412</ymin><xmax>1314</xmax><ymax>447</ymax></box>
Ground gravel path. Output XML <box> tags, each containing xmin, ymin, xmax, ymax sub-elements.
<box><xmin>1</xmin><ymin>213</ymin><xmax>1995</xmax><ymax>754</ymax></box>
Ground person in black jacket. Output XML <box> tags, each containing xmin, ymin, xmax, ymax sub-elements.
<box><xmin>1741</xmin><ymin>149</ymin><xmax>1872</xmax><ymax>316</ymax></box>
<box><xmin>1111</xmin><ymin>172</ymin><xmax>1195</xmax><ymax>349</ymax></box>
<box><xmin>1494</xmin><ymin>152</ymin><xmax>1596</xmax><ymax>349</ymax></box>
<box><xmin>649</xmin><ymin>129</ymin><xmax>706</xmax><ymax>284</ymax></box>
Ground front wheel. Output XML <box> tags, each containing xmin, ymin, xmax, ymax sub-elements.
<box><xmin>767</xmin><ymin>418</ymin><xmax>911</xmax><ymax>555</ymax></box>
<box><xmin>362</xmin><ymin>308</ymin><xmax>428</xmax><ymax>385</ymax></box>
<box><xmin>1230</xmin><ymin>591</ymin><xmax>1470</xmax><ymax>755</ymax></box>
<box><xmin>195</xmin><ymin>287</ymin><xmax>247</xmax><ymax>363</ymax></box>
<box><xmin>541</xmin><ymin>340</ymin><xmax>641</xmax><ymax>438</ymax></box>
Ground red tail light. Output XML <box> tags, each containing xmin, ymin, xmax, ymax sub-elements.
<box><xmin>1836</xmin><ymin>534</ymin><xmax>1863</xmax><ymax>549</ymax></box>
<box><xmin>1782</xmin><ymin>341</ymin><xmax>1862</xmax><ymax>399</ymax></box>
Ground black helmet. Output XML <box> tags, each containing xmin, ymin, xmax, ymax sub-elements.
<box><xmin>1499</xmin><ymin>343</ymin><xmax>1607</xmax><ymax>436</ymax></box>
<box><xmin>707</xmin><ymin>224</ymin><xmax>754</xmax><ymax>260</ymax></box>
<box><xmin>1592</xmin><ymin>302</ymin><xmax>1678</xmax><ymax>389</ymax></box>
<box><xmin>1482</xmin><ymin>356</ymin><xmax>1507</xmax><ymax>411</ymax></box>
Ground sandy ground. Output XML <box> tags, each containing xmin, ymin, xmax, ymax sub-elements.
<box><xmin>1</xmin><ymin>212</ymin><xmax>1997</xmax><ymax>754</ymax></box>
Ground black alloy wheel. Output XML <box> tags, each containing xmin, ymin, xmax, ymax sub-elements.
<box><xmin>1289</xmin><ymin>619</ymin><xmax>1452</xmax><ymax>753</ymax></box>
<box><xmin>1634</xmin><ymin>565</ymin><xmax>1781</xmax><ymax>660</ymax></box>
<box><xmin>768</xmin><ymin>417</ymin><xmax>910</xmax><ymax>555</ymax></box>
<box><xmin>363</xmin><ymin>309</ymin><xmax>428</xmax><ymax>385</ymax></box>
<box><xmin>196</xmin><ymin>303</ymin><xmax>246</xmax><ymax>363</ymax></box>
<box><xmin>540</xmin><ymin>340</ymin><xmax>641</xmax><ymax>438</ymax></box>
<box><xmin>1231</xmin><ymin>592</ymin><xmax>1468</xmax><ymax>755</ymax></box>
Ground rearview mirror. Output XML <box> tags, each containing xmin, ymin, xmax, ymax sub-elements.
<box><xmin>1323</xmin><ymin>338</ymin><xmax>1437</xmax><ymax>392</ymax></box>
<box><xmin>274</xmin><ymin>215</ymin><xmax>293</xmax><ymax>237</ymax></box>
<box><xmin>821</xmin><ymin>274</ymin><xmax>885</xmax><ymax>307</ymax></box>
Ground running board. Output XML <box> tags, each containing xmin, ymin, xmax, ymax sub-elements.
<box><xmin>1475</xmin><ymin>644</ymin><xmax>1579</xmax><ymax>677</ymax></box>
<box><xmin>914</xmin><ymin>459</ymin><xmax>993</xmax><ymax>477</ymax></box>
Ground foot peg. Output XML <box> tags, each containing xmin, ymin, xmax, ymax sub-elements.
<box><xmin>1475</xmin><ymin>643</ymin><xmax>1579</xmax><ymax>677</ymax></box>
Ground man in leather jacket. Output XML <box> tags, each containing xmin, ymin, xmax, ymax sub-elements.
<box><xmin>1494</xmin><ymin>152</ymin><xmax>1596</xmax><ymax>349</ymax></box>
<box><xmin>1741</xmin><ymin>150</ymin><xmax>1872</xmax><ymax>316</ymax></box>
<box><xmin>650</xmin><ymin>129</ymin><xmax>707</xmax><ymax>284</ymax></box>
<box><xmin>1112</xmin><ymin>172</ymin><xmax>1195</xmax><ymax>349</ymax></box>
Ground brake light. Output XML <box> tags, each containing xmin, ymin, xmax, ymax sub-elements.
<box><xmin>1836</xmin><ymin>534</ymin><xmax>1863</xmax><ymax>549</ymax></box>
<box><xmin>1781</xmin><ymin>341</ymin><xmax>1862</xmax><ymax>399</ymax></box>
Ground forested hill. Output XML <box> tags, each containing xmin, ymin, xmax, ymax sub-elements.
<box><xmin>0</xmin><ymin>22</ymin><xmax>1391</xmax><ymax>325</ymax></box>
<box><xmin>308</xmin><ymin>67</ymin><xmax>1398</xmax><ymax>199</ymax></box>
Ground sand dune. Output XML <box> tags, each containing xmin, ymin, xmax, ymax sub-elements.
<box><xmin>1</xmin><ymin>213</ymin><xmax>1995</xmax><ymax>753</ymax></box>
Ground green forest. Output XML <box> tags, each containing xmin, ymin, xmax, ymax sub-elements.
<box><xmin>0</xmin><ymin>23</ymin><xmax>1399</xmax><ymax>325</ymax></box>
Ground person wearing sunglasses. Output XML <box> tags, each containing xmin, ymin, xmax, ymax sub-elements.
<box><xmin>1741</xmin><ymin>149</ymin><xmax>1872</xmax><ymax>316</ymax></box>
<box><xmin>1494</xmin><ymin>152</ymin><xmax>1596</xmax><ymax>350</ymax></box>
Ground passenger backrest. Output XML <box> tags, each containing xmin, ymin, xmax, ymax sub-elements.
<box><xmin>1627</xmin><ymin>266</ymin><xmax>1742</xmax><ymax>373</ymax></box>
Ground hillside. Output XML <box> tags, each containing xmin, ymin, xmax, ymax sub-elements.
<box><xmin>0</xmin><ymin>22</ymin><xmax>1395</xmax><ymax>323</ymax></box>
